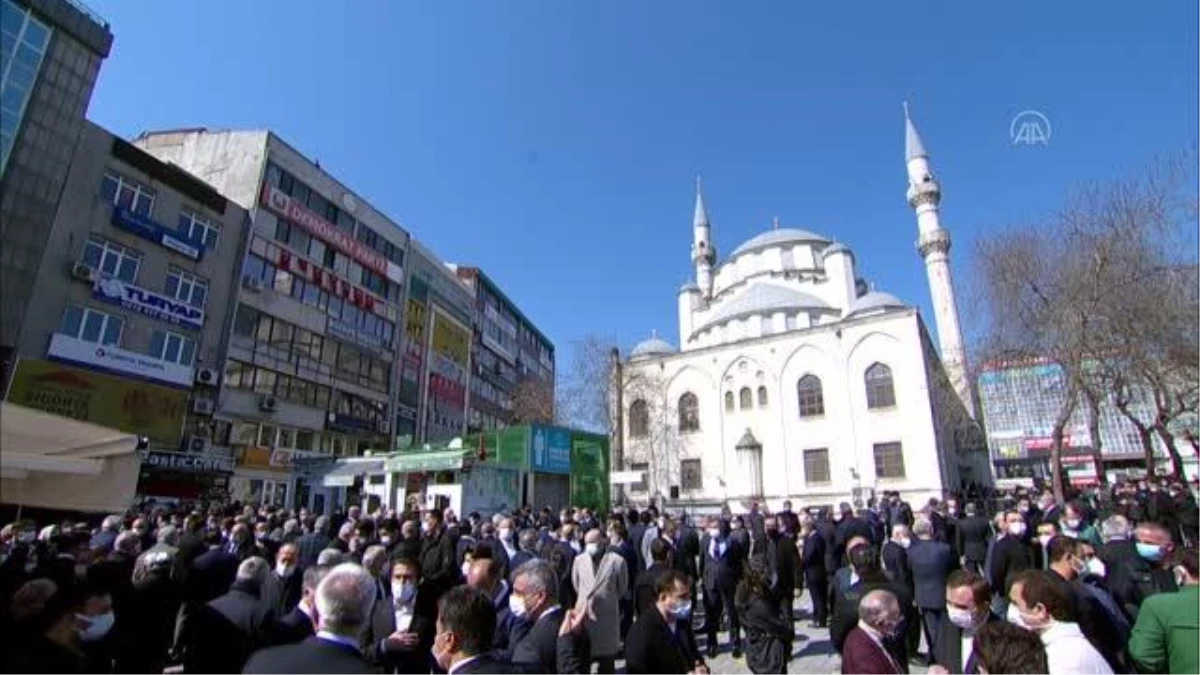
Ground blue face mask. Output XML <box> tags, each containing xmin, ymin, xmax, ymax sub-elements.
<box><xmin>1136</xmin><ymin>542</ymin><xmax>1164</xmax><ymax>561</ymax></box>
<box><xmin>671</xmin><ymin>599</ymin><xmax>693</xmax><ymax>620</ymax></box>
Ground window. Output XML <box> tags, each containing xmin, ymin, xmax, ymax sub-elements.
<box><xmin>224</xmin><ymin>361</ymin><xmax>249</xmax><ymax>388</ymax></box>
<box><xmin>179</xmin><ymin>210</ymin><xmax>219</xmax><ymax>249</ymax></box>
<box><xmin>0</xmin><ymin>0</ymin><xmax>51</xmax><ymax>173</ymax></box>
<box><xmin>150</xmin><ymin>329</ymin><xmax>196</xmax><ymax>366</ymax></box>
<box><xmin>798</xmin><ymin>375</ymin><xmax>825</xmax><ymax>417</ymax></box>
<box><xmin>803</xmin><ymin>448</ymin><xmax>831</xmax><ymax>484</ymax></box>
<box><xmin>631</xmin><ymin>463</ymin><xmax>649</xmax><ymax>492</ymax></box>
<box><xmin>165</xmin><ymin>268</ymin><xmax>208</xmax><ymax>308</ymax></box>
<box><xmin>233</xmin><ymin>304</ymin><xmax>256</xmax><ymax>337</ymax></box>
<box><xmin>678</xmin><ymin>393</ymin><xmax>699</xmax><ymax>432</ymax></box>
<box><xmin>725</xmin><ymin>391</ymin><xmax>734</xmax><ymax>412</ymax></box>
<box><xmin>100</xmin><ymin>171</ymin><xmax>156</xmax><ymax>217</ymax></box>
<box><xmin>258</xmin><ymin>425</ymin><xmax>277</xmax><ymax>447</ymax></box>
<box><xmin>277</xmin><ymin>428</ymin><xmax>295</xmax><ymax>450</ymax></box>
<box><xmin>629</xmin><ymin>400</ymin><xmax>649</xmax><ymax>438</ymax></box>
<box><xmin>60</xmin><ymin>306</ymin><xmax>123</xmax><ymax>346</ymax></box>
<box><xmin>295</xmin><ymin>431</ymin><xmax>315</xmax><ymax>452</ymax></box>
<box><xmin>757</xmin><ymin>386</ymin><xmax>769</xmax><ymax>407</ymax></box>
<box><xmin>254</xmin><ymin>368</ymin><xmax>277</xmax><ymax>395</ymax></box>
<box><xmin>865</xmin><ymin>363</ymin><xmax>896</xmax><ymax>409</ymax></box>
<box><xmin>83</xmin><ymin>236</ymin><xmax>141</xmax><ymax>282</ymax></box>
<box><xmin>873</xmin><ymin>442</ymin><xmax>906</xmax><ymax>479</ymax></box>
<box><xmin>681</xmin><ymin>459</ymin><xmax>702</xmax><ymax>490</ymax></box>
<box><xmin>739</xmin><ymin>387</ymin><xmax>752</xmax><ymax>410</ymax></box>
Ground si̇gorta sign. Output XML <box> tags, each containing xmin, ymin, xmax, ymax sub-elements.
<box><xmin>93</xmin><ymin>277</ymin><xmax>204</xmax><ymax>331</ymax></box>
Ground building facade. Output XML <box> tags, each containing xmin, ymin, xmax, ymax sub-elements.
<box><xmin>6</xmin><ymin>121</ymin><xmax>248</xmax><ymax>502</ymax></box>
<box><xmin>450</xmin><ymin>266</ymin><xmax>556</xmax><ymax>435</ymax></box>
<box><xmin>1</xmin><ymin>0</ymin><xmax>111</xmax><ymax>383</ymax></box>
<box><xmin>134</xmin><ymin>129</ymin><xmax>410</xmax><ymax>512</ymax></box>
<box><xmin>620</xmin><ymin>111</ymin><xmax>985</xmax><ymax>511</ymax></box>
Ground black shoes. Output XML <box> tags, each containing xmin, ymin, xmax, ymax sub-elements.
<box><xmin>706</xmin><ymin>644</ymin><xmax>718</xmax><ymax>659</ymax></box>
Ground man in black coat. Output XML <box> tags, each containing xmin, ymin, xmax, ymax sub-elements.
<box><xmin>294</xmin><ymin>516</ymin><xmax>332</xmax><ymax>569</ymax></box>
<box><xmin>1046</xmin><ymin>536</ymin><xmax>1128</xmax><ymax>672</ymax></box>
<box><xmin>907</xmin><ymin>518</ymin><xmax>958</xmax><ymax>666</ymax></box>
<box><xmin>833</xmin><ymin>503</ymin><xmax>873</xmax><ymax>568</ymax></box>
<box><xmin>269</xmin><ymin>565</ymin><xmax>327</xmax><ymax>646</ymax></box>
<box><xmin>627</xmin><ymin>509</ymin><xmax>646</xmax><ymax>571</ymax></box>
<box><xmin>763</xmin><ymin>516</ymin><xmax>799</xmax><ymax>632</ymax></box>
<box><xmin>1105</xmin><ymin>521</ymin><xmax>1177</xmax><ymax>622</ymax></box>
<box><xmin>272</xmin><ymin>543</ymin><xmax>303</xmax><ymax>616</ymax></box>
<box><xmin>244</xmin><ymin>563</ymin><xmax>380</xmax><ymax>673</ymax></box>
<box><xmin>932</xmin><ymin>569</ymin><xmax>1001</xmax><ymax>674</ymax></box>
<box><xmin>829</xmin><ymin>546</ymin><xmax>912</xmax><ymax>669</ymax></box>
<box><xmin>699</xmin><ymin>515</ymin><xmax>746</xmax><ymax>659</ymax></box>
<box><xmin>799</xmin><ymin>518</ymin><xmax>829</xmax><ymax>628</ymax></box>
<box><xmin>634</xmin><ymin>538</ymin><xmax>673</xmax><ymax>617</ymax></box>
<box><xmin>419</xmin><ymin>510</ymin><xmax>460</xmax><ymax>602</ymax></box>
<box><xmin>987</xmin><ymin>511</ymin><xmax>1033</xmax><ymax>607</ymax></box>
<box><xmin>361</xmin><ymin>556</ymin><xmax>438</xmax><ymax>673</ymax></box>
<box><xmin>955</xmin><ymin>503</ymin><xmax>992</xmax><ymax>576</ymax></box>
<box><xmin>508</xmin><ymin>559</ymin><xmax>583</xmax><ymax>673</ymax></box>
<box><xmin>882</xmin><ymin>525</ymin><xmax>913</xmax><ymax>594</ymax></box>
<box><xmin>185</xmin><ymin>557</ymin><xmax>273</xmax><ymax>674</ymax></box>
<box><xmin>625</xmin><ymin>569</ymin><xmax>708</xmax><ymax>674</ymax></box>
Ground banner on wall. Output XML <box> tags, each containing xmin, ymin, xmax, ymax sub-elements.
<box><xmin>401</xmin><ymin>277</ymin><xmax>428</xmax><ymax>416</ymax></box>
<box><xmin>425</xmin><ymin>309</ymin><xmax>470</xmax><ymax>441</ymax></box>
<box><xmin>530</xmin><ymin>425</ymin><xmax>571</xmax><ymax>474</ymax></box>
<box><xmin>570</xmin><ymin>433</ymin><xmax>610</xmax><ymax>512</ymax></box>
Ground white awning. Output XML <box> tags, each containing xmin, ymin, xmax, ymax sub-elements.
<box><xmin>0</xmin><ymin>403</ymin><xmax>141</xmax><ymax>513</ymax></box>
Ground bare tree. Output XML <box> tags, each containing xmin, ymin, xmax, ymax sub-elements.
<box><xmin>974</xmin><ymin>152</ymin><xmax>1198</xmax><ymax>497</ymax></box>
<box><xmin>510</xmin><ymin>375</ymin><xmax>556</xmax><ymax>425</ymax></box>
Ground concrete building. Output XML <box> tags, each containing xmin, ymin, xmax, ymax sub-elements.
<box><xmin>397</xmin><ymin>240</ymin><xmax>474</xmax><ymax>447</ymax></box>
<box><xmin>449</xmin><ymin>266</ymin><xmax>556</xmax><ymax>434</ymax></box>
<box><xmin>1</xmin><ymin>0</ymin><xmax>112</xmax><ymax>383</ymax></box>
<box><xmin>619</xmin><ymin>111</ymin><xmax>986</xmax><ymax>511</ymax></box>
<box><xmin>134</xmin><ymin>129</ymin><xmax>410</xmax><ymax>512</ymax></box>
<box><xmin>5</xmin><ymin>121</ymin><xmax>249</xmax><ymax>501</ymax></box>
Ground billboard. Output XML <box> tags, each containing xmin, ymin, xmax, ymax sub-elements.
<box><xmin>530</xmin><ymin>425</ymin><xmax>572</xmax><ymax>474</ymax></box>
<box><xmin>6</xmin><ymin>359</ymin><xmax>187</xmax><ymax>447</ymax></box>
<box><xmin>399</xmin><ymin>275</ymin><xmax>429</xmax><ymax>439</ymax></box>
<box><xmin>425</xmin><ymin>309</ymin><xmax>470</xmax><ymax>441</ymax></box>
<box><xmin>570</xmin><ymin>432</ymin><xmax>609</xmax><ymax>512</ymax></box>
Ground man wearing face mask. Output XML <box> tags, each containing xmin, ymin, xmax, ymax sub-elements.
<box><xmin>987</xmin><ymin>511</ymin><xmax>1033</xmax><ymax>617</ymax></box>
<box><xmin>273</xmin><ymin>543</ymin><xmax>302</xmax><ymax>616</ymax></box>
<box><xmin>1107</xmin><ymin>521</ymin><xmax>1178</xmax><ymax>621</ymax></box>
<box><xmin>570</xmin><ymin>529</ymin><xmax>628</xmax><ymax>674</ymax></box>
<box><xmin>1057</xmin><ymin>503</ymin><xmax>1101</xmax><ymax>547</ymax></box>
<box><xmin>841</xmin><ymin>589</ymin><xmax>906</xmax><ymax>674</ymax></box>
<box><xmin>625</xmin><ymin>570</ymin><xmax>708</xmax><ymax>674</ymax></box>
<box><xmin>763</xmin><ymin>516</ymin><xmax>799</xmax><ymax>633</ymax></box>
<box><xmin>1045</xmin><ymin>536</ymin><xmax>1128</xmax><ymax>672</ymax></box>
<box><xmin>1006</xmin><ymin>570</ymin><xmax>1113</xmax><ymax>674</ymax></box>
<box><xmin>363</xmin><ymin>557</ymin><xmax>437</xmax><ymax>673</ymax></box>
<box><xmin>798</xmin><ymin>516</ymin><xmax>829</xmax><ymax>628</ymax></box>
<box><xmin>507</xmin><ymin>559</ymin><xmax>582</xmax><ymax>672</ymax></box>
<box><xmin>467</xmin><ymin>557</ymin><xmax>514</xmax><ymax>654</ymax></box>
<box><xmin>882</xmin><ymin>525</ymin><xmax>913</xmax><ymax>595</ymax></box>
<box><xmin>1129</xmin><ymin>547</ymin><xmax>1199</xmax><ymax>674</ymax></box>
<box><xmin>928</xmin><ymin>570</ymin><xmax>1000</xmax><ymax>675</ymax></box>
<box><xmin>76</xmin><ymin>586</ymin><xmax>117</xmax><ymax>673</ymax></box>
<box><xmin>419</xmin><ymin>510</ymin><xmax>459</xmax><ymax>604</ymax></box>
<box><xmin>700</xmin><ymin>515</ymin><xmax>746</xmax><ymax>659</ymax></box>
<box><xmin>269</xmin><ymin>565</ymin><xmax>328</xmax><ymax>646</ymax></box>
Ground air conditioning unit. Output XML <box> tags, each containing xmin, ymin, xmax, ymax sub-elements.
<box><xmin>192</xmin><ymin>398</ymin><xmax>215</xmax><ymax>415</ymax></box>
<box><xmin>242</xmin><ymin>276</ymin><xmax>265</xmax><ymax>292</ymax></box>
<box><xmin>194</xmin><ymin>368</ymin><xmax>218</xmax><ymax>387</ymax></box>
<box><xmin>259</xmin><ymin>394</ymin><xmax>278</xmax><ymax>412</ymax></box>
<box><xmin>70</xmin><ymin>262</ymin><xmax>96</xmax><ymax>283</ymax></box>
<box><xmin>188</xmin><ymin>435</ymin><xmax>210</xmax><ymax>453</ymax></box>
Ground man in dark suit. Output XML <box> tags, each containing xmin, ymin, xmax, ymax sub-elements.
<box><xmin>931</xmin><ymin>570</ymin><xmax>1000</xmax><ymax>674</ymax></box>
<box><xmin>467</xmin><ymin>556</ymin><xmax>516</xmax><ymax>655</ymax></box>
<box><xmin>607</xmin><ymin>520</ymin><xmax>639</xmax><ymax>639</ymax></box>
<box><xmin>545</xmin><ymin>524</ymin><xmax>579</xmax><ymax>609</ymax></box>
<box><xmin>627</xmin><ymin>509</ymin><xmax>646</xmax><ymax>572</ymax></box>
<box><xmin>269</xmin><ymin>565</ymin><xmax>327</xmax><ymax>646</ymax></box>
<box><xmin>272</xmin><ymin>543</ymin><xmax>302</xmax><ymax>616</ymax></box>
<box><xmin>184</xmin><ymin>557</ymin><xmax>274</xmax><ymax>674</ymax></box>
<box><xmin>509</xmin><ymin>529</ymin><xmax>538</xmax><ymax>574</ymax></box>
<box><xmin>244</xmin><ymin>563</ymin><xmax>380</xmax><ymax>673</ymax></box>
<box><xmin>475</xmin><ymin>523</ymin><xmax>511</xmax><ymax>581</ymax></box>
<box><xmin>634</xmin><ymin>538</ymin><xmax>673</xmax><ymax>616</ymax></box>
<box><xmin>835</xmin><ymin>503</ymin><xmax>875</xmax><ymax>563</ymax></box>
<box><xmin>1046</xmin><ymin>536</ymin><xmax>1130</xmax><ymax>672</ymax></box>
<box><xmin>955</xmin><ymin>503</ymin><xmax>992</xmax><ymax>576</ymax></box>
<box><xmin>394</xmin><ymin>520</ymin><xmax>423</xmax><ymax>564</ymax></box>
<box><xmin>509</xmin><ymin>558</ymin><xmax>572</xmax><ymax>673</ymax></box>
<box><xmin>987</xmin><ymin>511</ymin><xmax>1033</xmax><ymax>611</ymax></box>
<box><xmin>799</xmin><ymin>518</ymin><xmax>829</xmax><ymax>628</ymax></box>
<box><xmin>295</xmin><ymin>516</ymin><xmax>332</xmax><ymax>569</ymax></box>
<box><xmin>420</xmin><ymin>509</ymin><xmax>460</xmax><ymax>603</ymax></box>
<box><xmin>764</xmin><ymin>516</ymin><xmax>799</xmax><ymax>632</ymax></box>
<box><xmin>841</xmin><ymin>589</ymin><xmax>905</xmax><ymax>674</ymax></box>
<box><xmin>625</xmin><ymin>569</ymin><xmax>709</xmax><ymax>674</ymax></box>
<box><xmin>699</xmin><ymin>515</ymin><xmax>745</xmax><ymax>659</ymax></box>
<box><xmin>908</xmin><ymin>518</ymin><xmax>958</xmax><ymax>666</ymax></box>
<box><xmin>362</xmin><ymin>556</ymin><xmax>438</xmax><ymax>673</ymax></box>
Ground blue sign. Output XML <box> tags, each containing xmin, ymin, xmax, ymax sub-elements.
<box><xmin>111</xmin><ymin>206</ymin><xmax>205</xmax><ymax>261</ymax></box>
<box><xmin>92</xmin><ymin>277</ymin><xmax>204</xmax><ymax>330</ymax></box>
<box><xmin>327</xmin><ymin>412</ymin><xmax>379</xmax><ymax>435</ymax></box>
<box><xmin>530</xmin><ymin>424</ymin><xmax>571</xmax><ymax>474</ymax></box>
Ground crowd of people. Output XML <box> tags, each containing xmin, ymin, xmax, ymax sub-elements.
<box><xmin>0</xmin><ymin>475</ymin><xmax>1195</xmax><ymax>674</ymax></box>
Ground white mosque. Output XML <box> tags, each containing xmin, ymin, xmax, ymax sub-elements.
<box><xmin>619</xmin><ymin>107</ymin><xmax>988</xmax><ymax>511</ymax></box>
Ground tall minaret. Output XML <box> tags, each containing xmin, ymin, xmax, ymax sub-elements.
<box><xmin>904</xmin><ymin>103</ymin><xmax>976</xmax><ymax>417</ymax></box>
<box><xmin>691</xmin><ymin>176</ymin><xmax>716</xmax><ymax>299</ymax></box>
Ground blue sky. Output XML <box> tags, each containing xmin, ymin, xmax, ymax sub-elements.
<box><xmin>85</xmin><ymin>1</ymin><xmax>1197</xmax><ymax>367</ymax></box>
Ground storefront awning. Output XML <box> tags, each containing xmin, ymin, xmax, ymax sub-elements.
<box><xmin>0</xmin><ymin>402</ymin><xmax>141</xmax><ymax>513</ymax></box>
<box><xmin>386</xmin><ymin>449</ymin><xmax>470</xmax><ymax>473</ymax></box>
<box><xmin>321</xmin><ymin>459</ymin><xmax>386</xmax><ymax>487</ymax></box>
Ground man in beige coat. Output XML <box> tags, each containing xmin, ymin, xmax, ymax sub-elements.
<box><xmin>572</xmin><ymin>528</ymin><xmax>629</xmax><ymax>674</ymax></box>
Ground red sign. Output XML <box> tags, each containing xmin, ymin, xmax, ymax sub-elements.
<box><xmin>261</xmin><ymin>184</ymin><xmax>388</xmax><ymax>276</ymax></box>
<box><xmin>276</xmin><ymin>248</ymin><xmax>380</xmax><ymax>316</ymax></box>
<box><xmin>1024</xmin><ymin>436</ymin><xmax>1073</xmax><ymax>451</ymax></box>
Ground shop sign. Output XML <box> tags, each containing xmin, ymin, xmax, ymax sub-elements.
<box><xmin>327</xmin><ymin>317</ymin><xmax>384</xmax><ymax>353</ymax></box>
<box><xmin>386</xmin><ymin>449</ymin><xmax>468</xmax><ymax>473</ymax></box>
<box><xmin>260</xmin><ymin>184</ymin><xmax>400</xmax><ymax>281</ymax></box>
<box><xmin>326</xmin><ymin>412</ymin><xmax>377</xmax><ymax>434</ymax></box>
<box><xmin>238</xmin><ymin>446</ymin><xmax>321</xmax><ymax>472</ymax></box>
<box><xmin>1024</xmin><ymin>436</ymin><xmax>1074</xmax><ymax>451</ymax></box>
<box><xmin>6</xmin><ymin>359</ymin><xmax>188</xmax><ymax>446</ymax></box>
<box><xmin>48</xmin><ymin>333</ymin><xmax>193</xmax><ymax>389</ymax></box>
<box><xmin>141</xmin><ymin>449</ymin><xmax>234</xmax><ymax>474</ymax></box>
<box><xmin>93</xmin><ymin>277</ymin><xmax>204</xmax><ymax>330</ymax></box>
<box><xmin>530</xmin><ymin>425</ymin><xmax>571</xmax><ymax>474</ymax></box>
<box><xmin>111</xmin><ymin>205</ymin><xmax>204</xmax><ymax>261</ymax></box>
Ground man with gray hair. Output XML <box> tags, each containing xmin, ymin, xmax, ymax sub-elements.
<box><xmin>184</xmin><ymin>556</ymin><xmax>273</xmax><ymax>673</ymax></box>
<box><xmin>90</xmin><ymin>514</ymin><xmax>123</xmax><ymax>552</ymax></box>
<box><xmin>244</xmin><ymin>562</ymin><xmax>376</xmax><ymax>673</ymax></box>
<box><xmin>317</xmin><ymin>548</ymin><xmax>345</xmax><ymax>566</ymax></box>
<box><xmin>296</xmin><ymin>515</ymin><xmax>332</xmax><ymax>568</ymax></box>
<box><xmin>361</xmin><ymin>544</ymin><xmax>391</xmax><ymax>601</ymax></box>
<box><xmin>841</xmin><ymin>589</ymin><xmax>905</xmax><ymax>673</ymax></box>
<box><xmin>509</xmin><ymin>558</ymin><xmax>567</xmax><ymax>673</ymax></box>
<box><xmin>908</xmin><ymin>516</ymin><xmax>957</xmax><ymax>667</ymax></box>
<box><xmin>1100</xmin><ymin>514</ymin><xmax>1132</xmax><ymax>544</ymax></box>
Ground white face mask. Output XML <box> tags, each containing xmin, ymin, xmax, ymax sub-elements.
<box><xmin>499</xmin><ymin>528</ymin><xmax>513</xmax><ymax>542</ymax></box>
<box><xmin>509</xmin><ymin>594</ymin><xmax>527</xmax><ymax>617</ymax></box>
<box><xmin>461</xmin><ymin>562</ymin><xmax>471</xmax><ymax>577</ymax></box>
<box><xmin>898</xmin><ymin>538</ymin><xmax>912</xmax><ymax>549</ymax></box>
<box><xmin>947</xmin><ymin>606</ymin><xmax>977</xmax><ymax>630</ymax></box>
<box><xmin>1063</xmin><ymin>519</ymin><xmax>1081</xmax><ymax>531</ymax></box>
<box><xmin>276</xmin><ymin>563</ymin><xmax>295</xmax><ymax>577</ymax></box>
<box><xmin>1086</xmin><ymin>557</ymin><xmax>1106</xmax><ymax>577</ymax></box>
<box><xmin>78</xmin><ymin>612</ymin><xmax>115</xmax><ymax>641</ymax></box>
<box><xmin>1038</xmin><ymin>534</ymin><xmax>1052</xmax><ymax>548</ymax></box>
<box><xmin>1008</xmin><ymin>522</ymin><xmax>1027</xmax><ymax>537</ymax></box>
<box><xmin>585</xmin><ymin>542</ymin><xmax>601</xmax><ymax>556</ymax></box>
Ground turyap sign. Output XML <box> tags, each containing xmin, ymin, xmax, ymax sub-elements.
<box><xmin>93</xmin><ymin>277</ymin><xmax>204</xmax><ymax>331</ymax></box>
<box><xmin>48</xmin><ymin>334</ymin><xmax>194</xmax><ymax>389</ymax></box>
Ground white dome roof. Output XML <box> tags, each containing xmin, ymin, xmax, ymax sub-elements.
<box><xmin>846</xmin><ymin>291</ymin><xmax>907</xmax><ymax>317</ymax></box>
<box><xmin>630</xmin><ymin>334</ymin><xmax>676</xmax><ymax>360</ymax></box>
<box><xmin>730</xmin><ymin>228</ymin><xmax>831</xmax><ymax>257</ymax></box>
<box><xmin>694</xmin><ymin>282</ymin><xmax>830</xmax><ymax>335</ymax></box>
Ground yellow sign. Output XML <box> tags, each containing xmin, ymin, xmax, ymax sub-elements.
<box><xmin>6</xmin><ymin>359</ymin><xmax>187</xmax><ymax>446</ymax></box>
<box><xmin>406</xmin><ymin>297</ymin><xmax>426</xmax><ymax>343</ymax></box>
<box><xmin>431</xmin><ymin>313</ymin><xmax>470</xmax><ymax>366</ymax></box>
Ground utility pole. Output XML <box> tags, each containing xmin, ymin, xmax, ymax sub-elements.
<box><xmin>609</xmin><ymin>347</ymin><xmax>624</xmax><ymax>505</ymax></box>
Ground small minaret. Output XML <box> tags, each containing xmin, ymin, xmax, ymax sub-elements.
<box><xmin>904</xmin><ymin>103</ymin><xmax>976</xmax><ymax>417</ymax></box>
<box><xmin>691</xmin><ymin>176</ymin><xmax>716</xmax><ymax>300</ymax></box>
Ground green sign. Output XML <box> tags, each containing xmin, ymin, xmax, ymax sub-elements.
<box><xmin>386</xmin><ymin>449</ymin><xmax>468</xmax><ymax>473</ymax></box>
<box><xmin>570</xmin><ymin>432</ymin><xmax>610</xmax><ymax>512</ymax></box>
<box><xmin>463</xmin><ymin>427</ymin><xmax>528</xmax><ymax>470</ymax></box>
